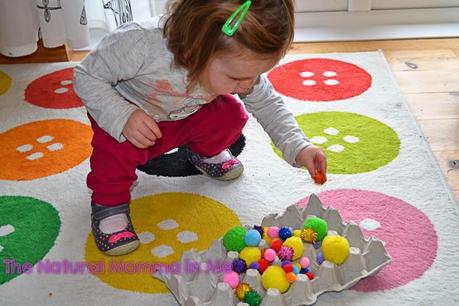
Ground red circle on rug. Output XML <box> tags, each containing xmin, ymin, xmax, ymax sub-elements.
<box><xmin>268</xmin><ymin>58</ymin><xmax>372</xmax><ymax>101</ymax></box>
<box><xmin>298</xmin><ymin>189</ymin><xmax>437</xmax><ymax>291</ymax></box>
<box><xmin>25</xmin><ymin>68</ymin><xmax>83</xmax><ymax>109</ymax></box>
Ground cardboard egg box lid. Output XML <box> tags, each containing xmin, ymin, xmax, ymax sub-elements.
<box><xmin>153</xmin><ymin>194</ymin><xmax>392</xmax><ymax>306</ymax></box>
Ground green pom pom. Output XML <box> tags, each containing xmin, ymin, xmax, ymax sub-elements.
<box><xmin>223</xmin><ymin>226</ymin><xmax>247</xmax><ymax>252</ymax></box>
<box><xmin>244</xmin><ymin>290</ymin><xmax>261</xmax><ymax>306</ymax></box>
<box><xmin>303</xmin><ymin>217</ymin><xmax>328</xmax><ymax>241</ymax></box>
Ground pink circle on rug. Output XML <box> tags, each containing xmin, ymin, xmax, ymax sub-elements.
<box><xmin>268</xmin><ymin>58</ymin><xmax>372</xmax><ymax>101</ymax></box>
<box><xmin>298</xmin><ymin>189</ymin><xmax>437</xmax><ymax>291</ymax></box>
<box><xmin>25</xmin><ymin>68</ymin><xmax>83</xmax><ymax>109</ymax></box>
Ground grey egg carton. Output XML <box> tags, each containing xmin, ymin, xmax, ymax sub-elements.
<box><xmin>153</xmin><ymin>194</ymin><xmax>391</xmax><ymax>306</ymax></box>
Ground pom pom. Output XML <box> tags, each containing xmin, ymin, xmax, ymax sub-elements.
<box><xmin>262</xmin><ymin>227</ymin><xmax>272</xmax><ymax>245</ymax></box>
<box><xmin>258</xmin><ymin>258</ymin><xmax>271</xmax><ymax>274</ymax></box>
<box><xmin>283</xmin><ymin>264</ymin><xmax>293</xmax><ymax>273</ymax></box>
<box><xmin>240</xmin><ymin>247</ymin><xmax>262</xmax><ymax>267</ymax></box>
<box><xmin>300</xmin><ymin>267</ymin><xmax>309</xmax><ymax>274</ymax></box>
<box><xmin>283</xmin><ymin>236</ymin><xmax>304</xmax><ymax>260</ymax></box>
<box><xmin>278</xmin><ymin>227</ymin><xmax>293</xmax><ymax>241</ymax></box>
<box><xmin>281</xmin><ymin>260</ymin><xmax>292</xmax><ymax>267</ymax></box>
<box><xmin>277</xmin><ymin>246</ymin><xmax>294</xmax><ymax>261</ymax></box>
<box><xmin>293</xmin><ymin>229</ymin><xmax>302</xmax><ymax>238</ymax></box>
<box><xmin>270</xmin><ymin>238</ymin><xmax>283</xmax><ymax>252</ymax></box>
<box><xmin>245</xmin><ymin>229</ymin><xmax>262</xmax><ymax>247</ymax></box>
<box><xmin>261</xmin><ymin>266</ymin><xmax>290</xmax><ymax>293</ymax></box>
<box><xmin>303</xmin><ymin>217</ymin><xmax>328</xmax><ymax>242</ymax></box>
<box><xmin>286</xmin><ymin>272</ymin><xmax>297</xmax><ymax>283</ymax></box>
<box><xmin>306</xmin><ymin>271</ymin><xmax>314</xmax><ymax>280</ymax></box>
<box><xmin>253</xmin><ymin>225</ymin><xmax>264</xmax><ymax>238</ymax></box>
<box><xmin>292</xmin><ymin>265</ymin><xmax>300</xmax><ymax>275</ymax></box>
<box><xmin>263</xmin><ymin>248</ymin><xmax>277</xmax><ymax>262</ymax></box>
<box><xmin>322</xmin><ymin>235</ymin><xmax>350</xmax><ymax>265</ymax></box>
<box><xmin>313</xmin><ymin>169</ymin><xmax>327</xmax><ymax>185</ymax></box>
<box><xmin>223</xmin><ymin>271</ymin><xmax>240</xmax><ymax>288</ymax></box>
<box><xmin>249</xmin><ymin>263</ymin><xmax>259</xmax><ymax>271</ymax></box>
<box><xmin>223</xmin><ymin>226</ymin><xmax>247</xmax><ymax>252</ymax></box>
<box><xmin>232</xmin><ymin>258</ymin><xmax>247</xmax><ymax>274</ymax></box>
<box><xmin>244</xmin><ymin>290</ymin><xmax>262</xmax><ymax>306</ymax></box>
<box><xmin>300</xmin><ymin>257</ymin><xmax>310</xmax><ymax>269</ymax></box>
<box><xmin>316</xmin><ymin>252</ymin><xmax>324</xmax><ymax>265</ymax></box>
<box><xmin>267</xmin><ymin>226</ymin><xmax>279</xmax><ymax>239</ymax></box>
<box><xmin>313</xmin><ymin>240</ymin><xmax>322</xmax><ymax>249</ymax></box>
<box><xmin>235</xmin><ymin>283</ymin><xmax>252</xmax><ymax>300</ymax></box>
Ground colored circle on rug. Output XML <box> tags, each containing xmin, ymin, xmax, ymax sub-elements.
<box><xmin>85</xmin><ymin>192</ymin><xmax>240</xmax><ymax>293</ymax></box>
<box><xmin>25</xmin><ymin>68</ymin><xmax>83</xmax><ymax>109</ymax></box>
<box><xmin>272</xmin><ymin>112</ymin><xmax>400</xmax><ymax>174</ymax></box>
<box><xmin>0</xmin><ymin>119</ymin><xmax>92</xmax><ymax>180</ymax></box>
<box><xmin>0</xmin><ymin>196</ymin><xmax>60</xmax><ymax>285</ymax></box>
<box><xmin>268</xmin><ymin>58</ymin><xmax>372</xmax><ymax>101</ymax></box>
<box><xmin>0</xmin><ymin>71</ymin><xmax>12</xmax><ymax>96</ymax></box>
<box><xmin>298</xmin><ymin>189</ymin><xmax>437</xmax><ymax>291</ymax></box>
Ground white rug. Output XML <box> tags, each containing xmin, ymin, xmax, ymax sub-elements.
<box><xmin>1</xmin><ymin>51</ymin><xmax>458</xmax><ymax>305</ymax></box>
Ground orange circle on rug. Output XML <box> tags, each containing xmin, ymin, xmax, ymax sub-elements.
<box><xmin>85</xmin><ymin>192</ymin><xmax>241</xmax><ymax>293</ymax></box>
<box><xmin>0</xmin><ymin>71</ymin><xmax>12</xmax><ymax>95</ymax></box>
<box><xmin>24</xmin><ymin>68</ymin><xmax>83</xmax><ymax>109</ymax></box>
<box><xmin>0</xmin><ymin>119</ymin><xmax>92</xmax><ymax>180</ymax></box>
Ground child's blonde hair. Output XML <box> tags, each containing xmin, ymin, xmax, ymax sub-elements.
<box><xmin>162</xmin><ymin>0</ymin><xmax>295</xmax><ymax>90</ymax></box>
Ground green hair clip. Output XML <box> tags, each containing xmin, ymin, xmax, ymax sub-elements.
<box><xmin>221</xmin><ymin>0</ymin><xmax>252</xmax><ymax>37</ymax></box>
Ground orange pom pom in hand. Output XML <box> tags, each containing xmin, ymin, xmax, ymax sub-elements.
<box><xmin>313</xmin><ymin>170</ymin><xmax>327</xmax><ymax>185</ymax></box>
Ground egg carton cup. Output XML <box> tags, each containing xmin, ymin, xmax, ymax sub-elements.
<box><xmin>153</xmin><ymin>194</ymin><xmax>392</xmax><ymax>306</ymax></box>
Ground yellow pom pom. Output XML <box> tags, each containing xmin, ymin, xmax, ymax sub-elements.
<box><xmin>322</xmin><ymin>235</ymin><xmax>350</xmax><ymax>265</ymax></box>
<box><xmin>293</xmin><ymin>229</ymin><xmax>302</xmax><ymax>238</ymax></box>
<box><xmin>263</xmin><ymin>227</ymin><xmax>272</xmax><ymax>245</ymax></box>
<box><xmin>235</xmin><ymin>283</ymin><xmax>252</xmax><ymax>300</ymax></box>
<box><xmin>240</xmin><ymin>247</ymin><xmax>262</xmax><ymax>267</ymax></box>
<box><xmin>283</xmin><ymin>237</ymin><xmax>304</xmax><ymax>260</ymax></box>
<box><xmin>261</xmin><ymin>266</ymin><xmax>290</xmax><ymax>293</ymax></box>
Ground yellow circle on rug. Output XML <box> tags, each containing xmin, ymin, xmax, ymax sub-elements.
<box><xmin>0</xmin><ymin>71</ymin><xmax>12</xmax><ymax>95</ymax></box>
<box><xmin>0</xmin><ymin>119</ymin><xmax>92</xmax><ymax>180</ymax></box>
<box><xmin>85</xmin><ymin>192</ymin><xmax>241</xmax><ymax>293</ymax></box>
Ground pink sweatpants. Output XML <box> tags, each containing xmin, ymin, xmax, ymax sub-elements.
<box><xmin>87</xmin><ymin>95</ymin><xmax>248</xmax><ymax>207</ymax></box>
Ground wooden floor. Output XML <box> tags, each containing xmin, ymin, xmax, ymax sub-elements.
<box><xmin>2</xmin><ymin>38</ymin><xmax>459</xmax><ymax>202</ymax></box>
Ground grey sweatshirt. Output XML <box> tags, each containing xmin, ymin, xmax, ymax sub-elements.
<box><xmin>73</xmin><ymin>21</ymin><xmax>311</xmax><ymax>165</ymax></box>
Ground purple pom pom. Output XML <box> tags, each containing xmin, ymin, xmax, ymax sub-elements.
<box><xmin>232</xmin><ymin>258</ymin><xmax>247</xmax><ymax>274</ymax></box>
<box><xmin>277</xmin><ymin>246</ymin><xmax>294</xmax><ymax>261</ymax></box>
<box><xmin>249</xmin><ymin>262</ymin><xmax>260</xmax><ymax>270</ymax></box>
<box><xmin>316</xmin><ymin>252</ymin><xmax>324</xmax><ymax>265</ymax></box>
<box><xmin>253</xmin><ymin>225</ymin><xmax>264</xmax><ymax>238</ymax></box>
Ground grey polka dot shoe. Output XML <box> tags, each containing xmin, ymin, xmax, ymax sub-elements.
<box><xmin>186</xmin><ymin>149</ymin><xmax>244</xmax><ymax>181</ymax></box>
<box><xmin>91</xmin><ymin>203</ymin><xmax>140</xmax><ymax>256</ymax></box>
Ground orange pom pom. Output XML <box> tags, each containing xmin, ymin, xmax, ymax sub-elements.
<box><xmin>313</xmin><ymin>170</ymin><xmax>327</xmax><ymax>185</ymax></box>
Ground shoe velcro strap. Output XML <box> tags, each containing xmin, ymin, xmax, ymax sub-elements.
<box><xmin>91</xmin><ymin>203</ymin><xmax>130</xmax><ymax>220</ymax></box>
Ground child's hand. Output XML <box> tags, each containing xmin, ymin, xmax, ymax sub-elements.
<box><xmin>122</xmin><ymin>109</ymin><xmax>162</xmax><ymax>149</ymax></box>
<box><xmin>295</xmin><ymin>145</ymin><xmax>327</xmax><ymax>184</ymax></box>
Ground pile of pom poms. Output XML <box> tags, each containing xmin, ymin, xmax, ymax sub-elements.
<box><xmin>221</xmin><ymin>217</ymin><xmax>351</xmax><ymax>303</ymax></box>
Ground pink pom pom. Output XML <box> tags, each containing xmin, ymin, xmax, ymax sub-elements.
<box><xmin>300</xmin><ymin>257</ymin><xmax>310</xmax><ymax>269</ymax></box>
<box><xmin>278</xmin><ymin>246</ymin><xmax>294</xmax><ymax>261</ymax></box>
<box><xmin>267</xmin><ymin>226</ymin><xmax>279</xmax><ymax>239</ymax></box>
<box><xmin>264</xmin><ymin>248</ymin><xmax>277</xmax><ymax>262</ymax></box>
<box><xmin>223</xmin><ymin>271</ymin><xmax>240</xmax><ymax>289</ymax></box>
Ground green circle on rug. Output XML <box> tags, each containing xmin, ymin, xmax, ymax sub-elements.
<box><xmin>0</xmin><ymin>71</ymin><xmax>12</xmax><ymax>96</ymax></box>
<box><xmin>0</xmin><ymin>196</ymin><xmax>60</xmax><ymax>285</ymax></box>
<box><xmin>273</xmin><ymin>112</ymin><xmax>400</xmax><ymax>174</ymax></box>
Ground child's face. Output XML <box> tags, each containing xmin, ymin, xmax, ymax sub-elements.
<box><xmin>201</xmin><ymin>50</ymin><xmax>277</xmax><ymax>96</ymax></box>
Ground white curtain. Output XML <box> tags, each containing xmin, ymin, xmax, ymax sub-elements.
<box><xmin>0</xmin><ymin>0</ymin><xmax>166</xmax><ymax>57</ymax></box>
